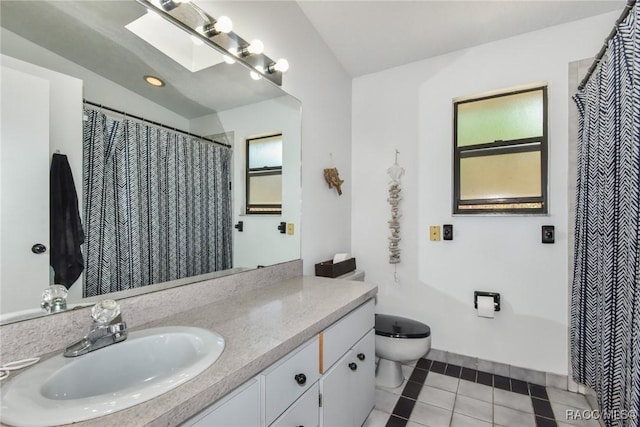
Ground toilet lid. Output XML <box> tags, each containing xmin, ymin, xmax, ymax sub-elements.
<box><xmin>375</xmin><ymin>314</ymin><xmax>431</xmax><ymax>339</ymax></box>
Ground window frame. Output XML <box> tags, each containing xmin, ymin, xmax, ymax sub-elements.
<box><xmin>245</xmin><ymin>133</ymin><xmax>283</xmax><ymax>215</ymax></box>
<box><xmin>452</xmin><ymin>86</ymin><xmax>548</xmax><ymax>215</ymax></box>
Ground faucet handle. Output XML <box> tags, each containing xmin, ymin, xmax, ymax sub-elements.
<box><xmin>91</xmin><ymin>300</ymin><xmax>121</xmax><ymax>324</ymax></box>
<box><xmin>41</xmin><ymin>285</ymin><xmax>68</xmax><ymax>313</ymax></box>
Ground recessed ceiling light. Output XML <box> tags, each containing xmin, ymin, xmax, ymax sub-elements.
<box><xmin>144</xmin><ymin>75</ymin><xmax>165</xmax><ymax>87</ymax></box>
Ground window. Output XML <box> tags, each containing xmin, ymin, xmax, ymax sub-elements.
<box><xmin>246</xmin><ymin>134</ymin><xmax>282</xmax><ymax>214</ymax></box>
<box><xmin>453</xmin><ymin>86</ymin><xmax>548</xmax><ymax>214</ymax></box>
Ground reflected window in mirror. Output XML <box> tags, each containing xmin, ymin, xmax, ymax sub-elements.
<box><xmin>246</xmin><ymin>134</ymin><xmax>283</xmax><ymax>214</ymax></box>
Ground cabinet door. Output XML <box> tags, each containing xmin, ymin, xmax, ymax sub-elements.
<box><xmin>185</xmin><ymin>379</ymin><xmax>260</xmax><ymax>427</ymax></box>
<box><xmin>320</xmin><ymin>350</ymin><xmax>353</xmax><ymax>427</ymax></box>
<box><xmin>350</xmin><ymin>329</ymin><xmax>375</xmax><ymax>427</ymax></box>
<box><xmin>271</xmin><ymin>382</ymin><xmax>319</xmax><ymax>427</ymax></box>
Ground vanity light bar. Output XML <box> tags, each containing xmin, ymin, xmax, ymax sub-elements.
<box><xmin>135</xmin><ymin>0</ymin><xmax>286</xmax><ymax>86</ymax></box>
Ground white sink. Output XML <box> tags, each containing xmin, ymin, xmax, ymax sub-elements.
<box><xmin>1</xmin><ymin>326</ymin><xmax>224</xmax><ymax>426</ymax></box>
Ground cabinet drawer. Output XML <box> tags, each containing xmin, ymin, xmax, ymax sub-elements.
<box><xmin>321</xmin><ymin>299</ymin><xmax>374</xmax><ymax>372</ymax></box>
<box><xmin>271</xmin><ymin>382</ymin><xmax>319</xmax><ymax>427</ymax></box>
<box><xmin>262</xmin><ymin>336</ymin><xmax>319</xmax><ymax>425</ymax></box>
<box><xmin>183</xmin><ymin>378</ymin><xmax>259</xmax><ymax>427</ymax></box>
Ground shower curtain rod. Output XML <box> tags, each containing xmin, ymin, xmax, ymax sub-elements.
<box><xmin>83</xmin><ymin>100</ymin><xmax>231</xmax><ymax>149</ymax></box>
<box><xmin>578</xmin><ymin>0</ymin><xmax>636</xmax><ymax>90</ymax></box>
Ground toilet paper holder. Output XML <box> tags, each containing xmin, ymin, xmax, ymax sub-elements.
<box><xmin>474</xmin><ymin>291</ymin><xmax>501</xmax><ymax>312</ymax></box>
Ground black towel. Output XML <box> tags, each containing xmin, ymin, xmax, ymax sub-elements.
<box><xmin>50</xmin><ymin>153</ymin><xmax>84</xmax><ymax>288</ymax></box>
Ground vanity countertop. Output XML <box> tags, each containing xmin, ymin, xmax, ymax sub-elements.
<box><xmin>34</xmin><ymin>275</ymin><xmax>376</xmax><ymax>427</ymax></box>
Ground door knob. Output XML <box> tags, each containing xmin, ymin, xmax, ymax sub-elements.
<box><xmin>348</xmin><ymin>362</ymin><xmax>357</xmax><ymax>371</ymax></box>
<box><xmin>294</xmin><ymin>373</ymin><xmax>306</xmax><ymax>385</ymax></box>
<box><xmin>31</xmin><ymin>243</ymin><xmax>47</xmax><ymax>254</ymax></box>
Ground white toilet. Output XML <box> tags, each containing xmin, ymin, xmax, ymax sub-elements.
<box><xmin>375</xmin><ymin>314</ymin><xmax>431</xmax><ymax>387</ymax></box>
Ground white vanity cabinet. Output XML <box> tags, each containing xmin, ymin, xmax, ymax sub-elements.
<box><xmin>182</xmin><ymin>299</ymin><xmax>374</xmax><ymax>427</ymax></box>
<box><xmin>320</xmin><ymin>300</ymin><xmax>375</xmax><ymax>427</ymax></box>
<box><xmin>261</xmin><ymin>335</ymin><xmax>320</xmax><ymax>426</ymax></box>
<box><xmin>184</xmin><ymin>378</ymin><xmax>260</xmax><ymax>427</ymax></box>
<box><xmin>271</xmin><ymin>382</ymin><xmax>320</xmax><ymax>427</ymax></box>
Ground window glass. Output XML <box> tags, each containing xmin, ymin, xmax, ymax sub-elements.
<box><xmin>457</xmin><ymin>90</ymin><xmax>543</xmax><ymax>147</ymax></box>
<box><xmin>248</xmin><ymin>135</ymin><xmax>282</xmax><ymax>169</ymax></box>
<box><xmin>453</xmin><ymin>86</ymin><xmax>547</xmax><ymax>214</ymax></box>
<box><xmin>249</xmin><ymin>174</ymin><xmax>282</xmax><ymax>204</ymax></box>
<box><xmin>460</xmin><ymin>151</ymin><xmax>541</xmax><ymax>200</ymax></box>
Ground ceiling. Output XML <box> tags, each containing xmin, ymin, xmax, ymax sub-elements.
<box><xmin>296</xmin><ymin>1</ymin><xmax>627</xmax><ymax>77</ymax></box>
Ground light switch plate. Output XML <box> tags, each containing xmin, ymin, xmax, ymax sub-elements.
<box><xmin>287</xmin><ymin>223</ymin><xmax>294</xmax><ymax>235</ymax></box>
<box><xmin>430</xmin><ymin>225</ymin><xmax>441</xmax><ymax>241</ymax></box>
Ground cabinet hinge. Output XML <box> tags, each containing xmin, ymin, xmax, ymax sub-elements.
<box><xmin>318</xmin><ymin>392</ymin><xmax>322</xmax><ymax>407</ymax></box>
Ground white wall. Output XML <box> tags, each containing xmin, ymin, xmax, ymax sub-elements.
<box><xmin>190</xmin><ymin>96</ymin><xmax>302</xmax><ymax>268</ymax></box>
<box><xmin>351</xmin><ymin>11</ymin><xmax>620</xmax><ymax>375</ymax></box>
<box><xmin>198</xmin><ymin>2</ymin><xmax>353</xmax><ymax>274</ymax></box>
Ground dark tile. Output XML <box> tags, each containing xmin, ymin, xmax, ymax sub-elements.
<box><xmin>476</xmin><ymin>371</ymin><xmax>493</xmax><ymax>386</ymax></box>
<box><xmin>532</xmin><ymin>397</ymin><xmax>555</xmax><ymax>419</ymax></box>
<box><xmin>430</xmin><ymin>360</ymin><xmax>446</xmax><ymax>374</ymax></box>
<box><xmin>511</xmin><ymin>378</ymin><xmax>529</xmax><ymax>395</ymax></box>
<box><xmin>415</xmin><ymin>358</ymin><xmax>432</xmax><ymax>371</ymax></box>
<box><xmin>392</xmin><ymin>397</ymin><xmax>416</xmax><ymax>419</ymax></box>
<box><xmin>386</xmin><ymin>415</ymin><xmax>408</xmax><ymax>427</ymax></box>
<box><xmin>444</xmin><ymin>364</ymin><xmax>462</xmax><ymax>378</ymax></box>
<box><xmin>460</xmin><ymin>367</ymin><xmax>477</xmax><ymax>382</ymax></box>
<box><xmin>408</xmin><ymin>367</ymin><xmax>428</xmax><ymax>385</ymax></box>
<box><xmin>529</xmin><ymin>383</ymin><xmax>549</xmax><ymax>400</ymax></box>
<box><xmin>535</xmin><ymin>416</ymin><xmax>558</xmax><ymax>427</ymax></box>
<box><xmin>401</xmin><ymin>379</ymin><xmax>422</xmax><ymax>400</ymax></box>
<box><xmin>494</xmin><ymin>374</ymin><xmax>511</xmax><ymax>391</ymax></box>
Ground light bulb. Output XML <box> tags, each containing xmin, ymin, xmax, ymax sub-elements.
<box><xmin>273</xmin><ymin>59</ymin><xmax>289</xmax><ymax>73</ymax></box>
<box><xmin>250</xmin><ymin>71</ymin><xmax>262</xmax><ymax>81</ymax></box>
<box><xmin>144</xmin><ymin>75</ymin><xmax>165</xmax><ymax>87</ymax></box>
<box><xmin>213</xmin><ymin>16</ymin><xmax>233</xmax><ymax>34</ymax></box>
<box><xmin>247</xmin><ymin>39</ymin><xmax>264</xmax><ymax>55</ymax></box>
<box><xmin>223</xmin><ymin>55</ymin><xmax>236</xmax><ymax>64</ymax></box>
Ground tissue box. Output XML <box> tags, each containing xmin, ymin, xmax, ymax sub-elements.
<box><xmin>315</xmin><ymin>258</ymin><xmax>356</xmax><ymax>278</ymax></box>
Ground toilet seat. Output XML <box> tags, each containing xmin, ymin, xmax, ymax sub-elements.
<box><xmin>375</xmin><ymin>314</ymin><xmax>431</xmax><ymax>339</ymax></box>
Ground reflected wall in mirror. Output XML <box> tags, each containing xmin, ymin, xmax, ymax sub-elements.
<box><xmin>0</xmin><ymin>0</ymin><xmax>302</xmax><ymax>324</ymax></box>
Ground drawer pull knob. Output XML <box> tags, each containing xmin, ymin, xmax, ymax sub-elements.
<box><xmin>349</xmin><ymin>362</ymin><xmax>358</xmax><ymax>371</ymax></box>
<box><xmin>357</xmin><ymin>353</ymin><xmax>366</xmax><ymax>361</ymax></box>
<box><xmin>294</xmin><ymin>373</ymin><xmax>307</xmax><ymax>385</ymax></box>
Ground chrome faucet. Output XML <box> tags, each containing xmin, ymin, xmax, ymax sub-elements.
<box><xmin>64</xmin><ymin>300</ymin><xmax>127</xmax><ymax>357</ymax></box>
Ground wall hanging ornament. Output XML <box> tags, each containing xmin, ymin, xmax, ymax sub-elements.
<box><xmin>387</xmin><ymin>150</ymin><xmax>404</xmax><ymax>266</ymax></box>
<box><xmin>324</xmin><ymin>154</ymin><xmax>344</xmax><ymax>195</ymax></box>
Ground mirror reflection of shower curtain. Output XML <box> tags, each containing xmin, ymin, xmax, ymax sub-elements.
<box><xmin>82</xmin><ymin>108</ymin><xmax>232</xmax><ymax>297</ymax></box>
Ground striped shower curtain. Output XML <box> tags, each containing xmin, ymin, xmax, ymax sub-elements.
<box><xmin>571</xmin><ymin>4</ymin><xmax>640</xmax><ymax>426</ymax></box>
<box><xmin>82</xmin><ymin>108</ymin><xmax>232</xmax><ymax>297</ymax></box>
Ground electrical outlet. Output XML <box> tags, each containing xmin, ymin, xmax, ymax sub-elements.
<box><xmin>287</xmin><ymin>223</ymin><xmax>295</xmax><ymax>235</ymax></box>
<box><xmin>430</xmin><ymin>225</ymin><xmax>441</xmax><ymax>241</ymax></box>
<box><xmin>443</xmin><ymin>224</ymin><xmax>453</xmax><ymax>240</ymax></box>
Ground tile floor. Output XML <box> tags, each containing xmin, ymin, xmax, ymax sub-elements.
<box><xmin>364</xmin><ymin>358</ymin><xmax>600</xmax><ymax>427</ymax></box>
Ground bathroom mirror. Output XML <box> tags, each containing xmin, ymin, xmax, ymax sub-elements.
<box><xmin>0</xmin><ymin>0</ymin><xmax>302</xmax><ymax>324</ymax></box>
